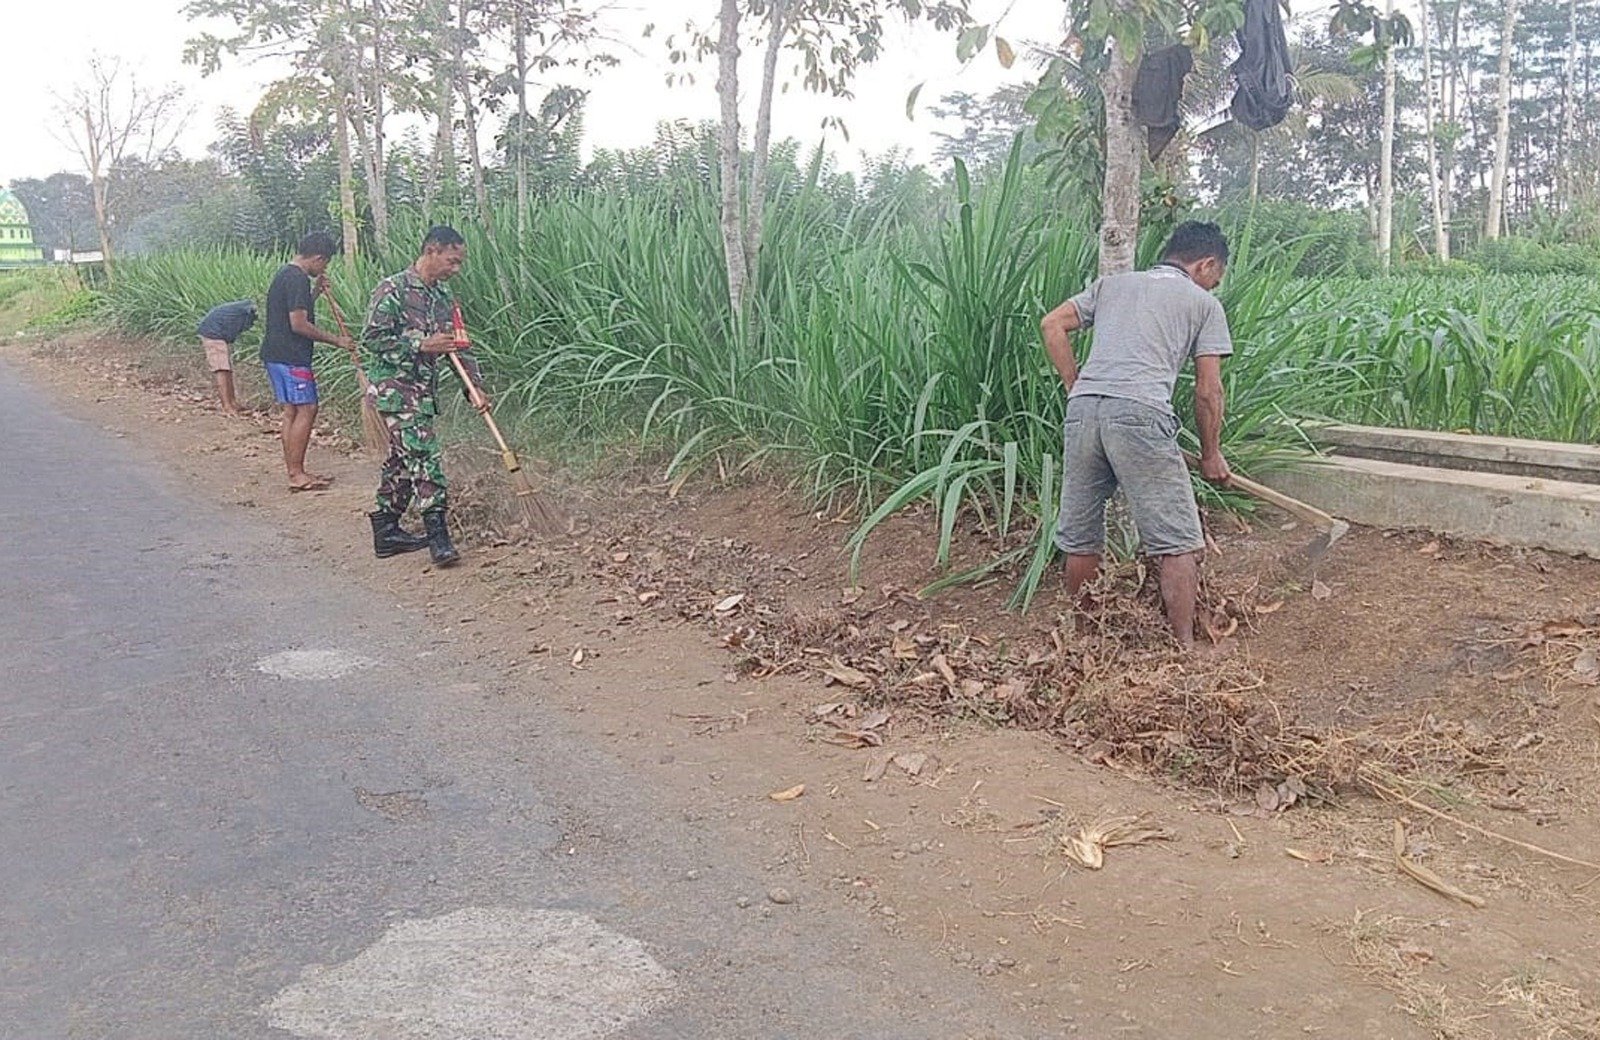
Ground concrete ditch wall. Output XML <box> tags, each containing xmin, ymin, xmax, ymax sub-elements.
<box><xmin>1262</xmin><ymin>427</ymin><xmax>1600</xmax><ymax>559</ymax></box>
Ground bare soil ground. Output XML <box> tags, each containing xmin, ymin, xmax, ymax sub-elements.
<box><xmin>12</xmin><ymin>330</ymin><xmax>1600</xmax><ymax>1040</ymax></box>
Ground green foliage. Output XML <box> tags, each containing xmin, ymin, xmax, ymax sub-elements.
<box><xmin>0</xmin><ymin>268</ymin><xmax>90</xmax><ymax>337</ymax></box>
<box><xmin>1465</xmin><ymin>237</ymin><xmax>1600</xmax><ymax>276</ymax></box>
<box><xmin>1218</xmin><ymin>200</ymin><xmax>1378</xmax><ymax>276</ymax></box>
<box><xmin>23</xmin><ymin>289</ymin><xmax>104</xmax><ymax>333</ymax></box>
<box><xmin>1288</xmin><ymin>273</ymin><xmax>1600</xmax><ymax>443</ymax></box>
<box><xmin>102</xmin><ymin>147</ymin><xmax>1600</xmax><ymax>608</ymax></box>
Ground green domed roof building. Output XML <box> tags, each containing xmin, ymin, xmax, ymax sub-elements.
<box><xmin>0</xmin><ymin>188</ymin><xmax>44</xmax><ymax>268</ymax></box>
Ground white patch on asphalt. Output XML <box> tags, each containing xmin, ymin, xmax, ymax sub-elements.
<box><xmin>255</xmin><ymin>649</ymin><xmax>373</xmax><ymax>681</ymax></box>
<box><xmin>265</xmin><ymin>906</ymin><xmax>675</xmax><ymax>1039</ymax></box>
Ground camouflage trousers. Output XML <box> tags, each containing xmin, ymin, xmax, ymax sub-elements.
<box><xmin>374</xmin><ymin>403</ymin><xmax>448</xmax><ymax>515</ymax></box>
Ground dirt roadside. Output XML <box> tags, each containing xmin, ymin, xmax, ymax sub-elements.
<box><xmin>10</xmin><ymin>332</ymin><xmax>1599</xmax><ymax>1040</ymax></box>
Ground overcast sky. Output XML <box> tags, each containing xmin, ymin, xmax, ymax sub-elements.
<box><xmin>2</xmin><ymin>1</ymin><xmax>1067</xmax><ymax>186</ymax></box>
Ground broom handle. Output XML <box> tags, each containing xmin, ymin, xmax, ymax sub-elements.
<box><xmin>447</xmin><ymin>351</ymin><xmax>517</xmax><ymax>457</ymax></box>
<box><xmin>320</xmin><ymin>289</ymin><xmax>374</xmax><ymax>393</ymax></box>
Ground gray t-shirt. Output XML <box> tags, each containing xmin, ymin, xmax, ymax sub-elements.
<box><xmin>1066</xmin><ymin>264</ymin><xmax>1233</xmax><ymax>414</ymax></box>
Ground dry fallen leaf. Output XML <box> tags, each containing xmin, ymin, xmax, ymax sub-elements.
<box><xmin>1311</xmin><ymin>580</ymin><xmax>1333</xmax><ymax>601</ymax></box>
<box><xmin>856</xmin><ymin>709</ymin><xmax>890</xmax><ymax>731</ymax></box>
<box><xmin>1418</xmin><ymin>540</ymin><xmax>1441</xmax><ymax>556</ymax></box>
<box><xmin>822</xmin><ymin>662</ymin><xmax>872</xmax><ymax>689</ymax></box>
<box><xmin>862</xmin><ymin>750</ymin><xmax>894</xmax><ymax>783</ymax></box>
<box><xmin>1060</xmin><ymin>815</ymin><xmax>1174</xmax><ymax>870</ymax></box>
<box><xmin>1285</xmin><ymin>847</ymin><xmax>1332</xmax><ymax>864</ymax></box>
<box><xmin>637</xmin><ymin>591</ymin><xmax>661</xmax><ymax>606</ymax></box>
<box><xmin>1206</xmin><ymin>614</ymin><xmax>1239</xmax><ymax>643</ymax></box>
<box><xmin>570</xmin><ymin>648</ymin><xmax>586</xmax><ymax>667</ymax></box>
<box><xmin>714</xmin><ymin>593</ymin><xmax>746</xmax><ymax>614</ymax></box>
<box><xmin>768</xmin><ymin>784</ymin><xmax>806</xmax><ymax>802</ymax></box>
<box><xmin>822</xmin><ymin>729</ymin><xmax>885</xmax><ymax>749</ymax></box>
<box><xmin>612</xmin><ymin>551</ymin><xmax>631</xmax><ymax>563</ymax></box>
<box><xmin>1256</xmin><ymin>599</ymin><xmax>1285</xmax><ymax>616</ymax></box>
<box><xmin>931</xmin><ymin>654</ymin><xmax>957</xmax><ymax>686</ymax></box>
<box><xmin>1392</xmin><ymin>820</ymin><xmax>1486</xmax><ymax>909</ymax></box>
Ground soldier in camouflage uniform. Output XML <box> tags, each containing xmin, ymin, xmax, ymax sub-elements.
<box><xmin>360</xmin><ymin>225</ymin><xmax>487</xmax><ymax>567</ymax></box>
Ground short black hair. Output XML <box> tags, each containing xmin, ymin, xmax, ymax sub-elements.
<box><xmin>1161</xmin><ymin>221</ymin><xmax>1229</xmax><ymax>266</ymax></box>
<box><xmin>423</xmin><ymin>225</ymin><xmax>466</xmax><ymax>250</ymax></box>
<box><xmin>297</xmin><ymin>231</ymin><xmax>338</xmax><ymax>259</ymax></box>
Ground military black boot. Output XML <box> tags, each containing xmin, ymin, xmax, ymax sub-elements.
<box><xmin>369</xmin><ymin>511</ymin><xmax>429</xmax><ymax>558</ymax></box>
<box><xmin>423</xmin><ymin>509</ymin><xmax>460</xmax><ymax>567</ymax></box>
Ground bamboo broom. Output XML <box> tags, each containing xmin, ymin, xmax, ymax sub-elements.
<box><xmin>321</xmin><ymin>288</ymin><xmax>390</xmax><ymax>454</ymax></box>
<box><xmin>447</xmin><ymin>301</ymin><xmax>566</xmax><ymax>536</ymax></box>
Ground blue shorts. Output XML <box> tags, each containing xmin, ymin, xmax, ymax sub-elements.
<box><xmin>265</xmin><ymin>362</ymin><xmax>319</xmax><ymax>406</ymax></box>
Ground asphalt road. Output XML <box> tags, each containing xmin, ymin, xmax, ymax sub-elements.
<box><xmin>0</xmin><ymin>360</ymin><xmax>1054</xmax><ymax>1040</ymax></box>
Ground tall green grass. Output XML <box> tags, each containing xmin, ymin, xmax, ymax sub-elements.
<box><xmin>103</xmin><ymin>150</ymin><xmax>1600</xmax><ymax>605</ymax></box>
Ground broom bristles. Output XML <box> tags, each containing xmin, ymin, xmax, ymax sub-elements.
<box><xmin>508</xmin><ymin>465</ymin><xmax>567</xmax><ymax>536</ymax></box>
<box><xmin>360</xmin><ymin>398</ymin><xmax>389</xmax><ymax>454</ymax></box>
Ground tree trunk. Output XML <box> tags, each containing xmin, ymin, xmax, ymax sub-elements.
<box><xmin>1485</xmin><ymin>0</ymin><xmax>1519</xmax><ymax>240</ymax></box>
<box><xmin>370</xmin><ymin>0</ymin><xmax>390</xmax><ymax>247</ymax></box>
<box><xmin>514</xmin><ymin>4</ymin><xmax>531</xmax><ymax>238</ymax></box>
<box><xmin>742</xmin><ymin>0</ymin><xmax>789</xmax><ymax>302</ymax></box>
<box><xmin>1441</xmin><ymin>2</ymin><xmax>1458</xmax><ymax>239</ymax></box>
<box><xmin>1420</xmin><ymin>0</ymin><xmax>1448</xmax><ymax>260</ymax></box>
<box><xmin>453</xmin><ymin>0</ymin><xmax>488</xmax><ymax>221</ymax></box>
<box><xmin>346</xmin><ymin>0</ymin><xmax>389</xmax><ymax>249</ymax></box>
<box><xmin>1562</xmin><ymin>0</ymin><xmax>1579</xmax><ymax>208</ymax></box>
<box><xmin>1377</xmin><ymin>0</ymin><xmax>1396</xmax><ymax>272</ymax></box>
<box><xmin>1098</xmin><ymin>33</ymin><xmax>1142</xmax><ymax>276</ymax></box>
<box><xmin>1248</xmin><ymin>131</ymin><xmax>1261</xmax><ymax>204</ymax></box>
<box><xmin>334</xmin><ymin>93</ymin><xmax>360</xmax><ymax>260</ymax></box>
<box><xmin>89</xmin><ymin>177</ymin><xmax>115</xmax><ymax>281</ymax></box>
<box><xmin>426</xmin><ymin>0</ymin><xmax>455</xmax><ymax>216</ymax></box>
<box><xmin>454</xmin><ymin>16</ymin><xmax>508</xmax><ymax>304</ymax></box>
<box><xmin>82</xmin><ymin>108</ymin><xmax>116</xmax><ymax>282</ymax></box>
<box><xmin>715</xmin><ymin>0</ymin><xmax>750</xmax><ymax>313</ymax></box>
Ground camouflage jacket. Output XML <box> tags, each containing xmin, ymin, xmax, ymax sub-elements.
<box><xmin>361</xmin><ymin>267</ymin><xmax>482</xmax><ymax>414</ymax></box>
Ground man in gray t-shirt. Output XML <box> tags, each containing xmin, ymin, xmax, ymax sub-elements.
<box><xmin>1038</xmin><ymin>221</ymin><xmax>1234</xmax><ymax>649</ymax></box>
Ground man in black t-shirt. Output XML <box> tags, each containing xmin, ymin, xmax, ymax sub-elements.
<box><xmin>261</xmin><ymin>231</ymin><xmax>354</xmax><ymax>492</ymax></box>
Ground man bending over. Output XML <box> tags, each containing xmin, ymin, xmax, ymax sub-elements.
<box><xmin>1039</xmin><ymin>221</ymin><xmax>1234</xmax><ymax>649</ymax></box>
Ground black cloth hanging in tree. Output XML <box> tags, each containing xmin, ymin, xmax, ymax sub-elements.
<box><xmin>1230</xmin><ymin>0</ymin><xmax>1295</xmax><ymax>132</ymax></box>
<box><xmin>1133</xmin><ymin>44</ymin><xmax>1194</xmax><ymax>160</ymax></box>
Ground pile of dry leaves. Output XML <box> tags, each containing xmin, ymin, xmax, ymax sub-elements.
<box><xmin>469</xmin><ymin>481</ymin><xmax>1577</xmax><ymax>805</ymax></box>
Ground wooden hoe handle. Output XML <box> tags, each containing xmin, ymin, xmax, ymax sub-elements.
<box><xmin>1182</xmin><ymin>450</ymin><xmax>1339</xmax><ymax>532</ymax></box>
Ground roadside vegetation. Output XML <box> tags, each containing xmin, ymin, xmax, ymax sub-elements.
<box><xmin>100</xmin><ymin>150</ymin><xmax>1600</xmax><ymax>603</ymax></box>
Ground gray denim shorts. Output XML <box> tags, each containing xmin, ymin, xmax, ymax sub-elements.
<box><xmin>1054</xmin><ymin>394</ymin><xmax>1205</xmax><ymax>557</ymax></box>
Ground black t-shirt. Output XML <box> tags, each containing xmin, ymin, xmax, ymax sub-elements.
<box><xmin>261</xmin><ymin>263</ymin><xmax>316</xmax><ymax>366</ymax></box>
